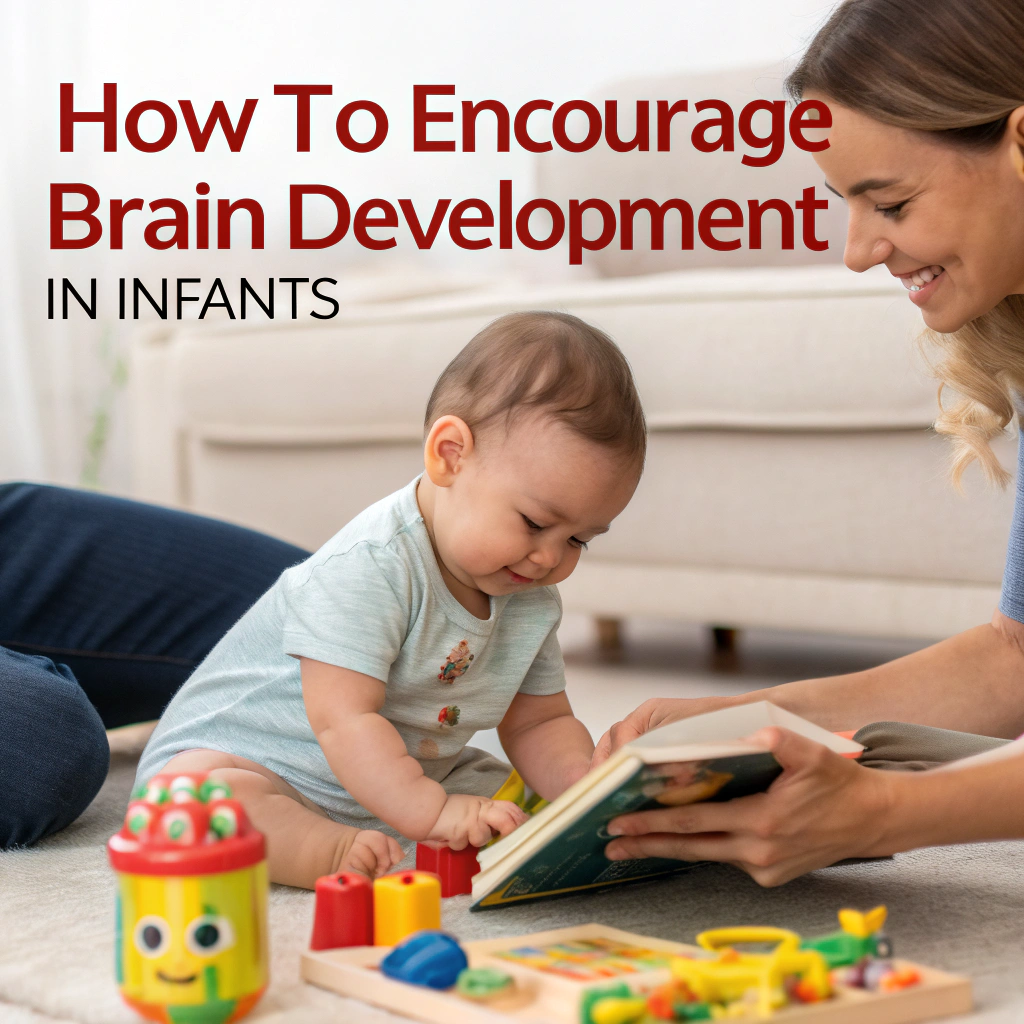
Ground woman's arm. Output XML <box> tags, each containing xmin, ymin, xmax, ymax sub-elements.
<box><xmin>594</xmin><ymin>611</ymin><xmax>1024</xmax><ymax>764</ymax></box>
<box><xmin>603</xmin><ymin>725</ymin><xmax>1024</xmax><ymax>887</ymax></box>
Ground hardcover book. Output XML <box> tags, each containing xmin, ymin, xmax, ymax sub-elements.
<box><xmin>471</xmin><ymin>702</ymin><xmax>862</xmax><ymax>910</ymax></box>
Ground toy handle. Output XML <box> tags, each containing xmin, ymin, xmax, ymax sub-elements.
<box><xmin>696</xmin><ymin>926</ymin><xmax>801</xmax><ymax>953</ymax></box>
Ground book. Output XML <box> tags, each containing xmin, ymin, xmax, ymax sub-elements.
<box><xmin>471</xmin><ymin>702</ymin><xmax>862</xmax><ymax>910</ymax></box>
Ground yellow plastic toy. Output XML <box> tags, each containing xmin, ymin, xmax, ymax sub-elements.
<box><xmin>108</xmin><ymin>773</ymin><xmax>269</xmax><ymax>1024</ymax></box>
<box><xmin>672</xmin><ymin>927</ymin><xmax>831</xmax><ymax>1019</ymax></box>
<box><xmin>587</xmin><ymin>994</ymin><xmax>650</xmax><ymax>1024</ymax></box>
<box><xmin>839</xmin><ymin>907</ymin><xmax>887</xmax><ymax>938</ymax></box>
<box><xmin>798</xmin><ymin>906</ymin><xmax>893</xmax><ymax>970</ymax></box>
<box><xmin>373</xmin><ymin>871</ymin><xmax>442</xmax><ymax>947</ymax></box>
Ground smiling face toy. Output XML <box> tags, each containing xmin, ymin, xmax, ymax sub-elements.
<box><xmin>107</xmin><ymin>773</ymin><xmax>269</xmax><ymax>1024</ymax></box>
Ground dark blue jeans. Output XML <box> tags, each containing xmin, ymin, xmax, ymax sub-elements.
<box><xmin>0</xmin><ymin>483</ymin><xmax>308</xmax><ymax>847</ymax></box>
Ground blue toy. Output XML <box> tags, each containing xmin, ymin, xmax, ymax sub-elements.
<box><xmin>379</xmin><ymin>931</ymin><xmax>468</xmax><ymax>990</ymax></box>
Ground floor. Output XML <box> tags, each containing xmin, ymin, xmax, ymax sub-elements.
<box><xmin>7</xmin><ymin>617</ymin><xmax>1023</xmax><ymax>1024</ymax></box>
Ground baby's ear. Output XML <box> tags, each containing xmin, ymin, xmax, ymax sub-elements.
<box><xmin>424</xmin><ymin>415</ymin><xmax>475</xmax><ymax>486</ymax></box>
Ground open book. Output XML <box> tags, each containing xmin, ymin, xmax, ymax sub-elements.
<box><xmin>471</xmin><ymin>702</ymin><xmax>862</xmax><ymax>910</ymax></box>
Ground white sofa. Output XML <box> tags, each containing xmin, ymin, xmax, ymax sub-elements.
<box><xmin>128</xmin><ymin>64</ymin><xmax>1016</xmax><ymax>644</ymax></box>
<box><xmin>129</xmin><ymin>263</ymin><xmax>1014</xmax><ymax>644</ymax></box>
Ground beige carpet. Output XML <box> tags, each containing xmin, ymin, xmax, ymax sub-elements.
<box><xmin>3</xmin><ymin>731</ymin><xmax>1024</xmax><ymax>1023</ymax></box>
<box><xmin>4</xmin><ymin>621</ymin><xmax>1024</xmax><ymax>1023</ymax></box>
<box><xmin>0</xmin><ymin>727</ymin><xmax>412</xmax><ymax>1024</ymax></box>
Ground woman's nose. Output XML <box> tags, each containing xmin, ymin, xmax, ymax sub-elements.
<box><xmin>843</xmin><ymin>211</ymin><xmax>894</xmax><ymax>273</ymax></box>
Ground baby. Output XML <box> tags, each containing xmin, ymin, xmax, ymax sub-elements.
<box><xmin>136</xmin><ymin>310</ymin><xmax>647</xmax><ymax>888</ymax></box>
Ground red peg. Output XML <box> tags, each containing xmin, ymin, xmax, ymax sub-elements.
<box><xmin>310</xmin><ymin>871</ymin><xmax>374</xmax><ymax>949</ymax></box>
<box><xmin>415</xmin><ymin>843</ymin><xmax>480</xmax><ymax>897</ymax></box>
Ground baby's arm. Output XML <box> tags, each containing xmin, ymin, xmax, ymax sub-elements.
<box><xmin>301</xmin><ymin>657</ymin><xmax>526</xmax><ymax>845</ymax></box>
<box><xmin>498</xmin><ymin>691</ymin><xmax>594</xmax><ymax>800</ymax></box>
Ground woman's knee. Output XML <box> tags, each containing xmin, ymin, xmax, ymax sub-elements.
<box><xmin>0</xmin><ymin>648</ymin><xmax>110</xmax><ymax>847</ymax></box>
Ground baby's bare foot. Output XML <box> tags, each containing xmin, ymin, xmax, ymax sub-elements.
<box><xmin>333</xmin><ymin>829</ymin><xmax>404</xmax><ymax>878</ymax></box>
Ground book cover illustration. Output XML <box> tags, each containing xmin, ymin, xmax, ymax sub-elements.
<box><xmin>472</xmin><ymin>751</ymin><xmax>781</xmax><ymax>910</ymax></box>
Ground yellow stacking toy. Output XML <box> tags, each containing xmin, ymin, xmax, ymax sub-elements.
<box><xmin>107</xmin><ymin>773</ymin><xmax>269</xmax><ymax>1024</ymax></box>
<box><xmin>672</xmin><ymin>926</ymin><xmax>831</xmax><ymax>1019</ymax></box>
<box><xmin>373</xmin><ymin>870</ymin><xmax>442</xmax><ymax>946</ymax></box>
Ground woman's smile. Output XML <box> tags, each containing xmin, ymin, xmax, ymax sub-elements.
<box><xmin>895</xmin><ymin>264</ymin><xmax>946</xmax><ymax>305</ymax></box>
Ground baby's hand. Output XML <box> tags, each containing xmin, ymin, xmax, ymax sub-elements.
<box><xmin>426</xmin><ymin>794</ymin><xmax>528</xmax><ymax>849</ymax></box>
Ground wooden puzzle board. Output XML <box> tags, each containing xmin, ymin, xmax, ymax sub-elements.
<box><xmin>300</xmin><ymin>923</ymin><xmax>973</xmax><ymax>1024</ymax></box>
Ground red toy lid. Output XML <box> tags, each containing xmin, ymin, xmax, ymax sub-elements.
<box><xmin>107</xmin><ymin>772</ymin><xmax>265</xmax><ymax>876</ymax></box>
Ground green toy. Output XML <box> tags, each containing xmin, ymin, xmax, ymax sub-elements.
<box><xmin>800</xmin><ymin>906</ymin><xmax>893</xmax><ymax>968</ymax></box>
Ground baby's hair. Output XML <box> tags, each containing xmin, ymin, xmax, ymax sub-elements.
<box><xmin>425</xmin><ymin>310</ymin><xmax>647</xmax><ymax>471</ymax></box>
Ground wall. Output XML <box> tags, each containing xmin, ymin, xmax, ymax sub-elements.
<box><xmin>0</xmin><ymin>0</ymin><xmax>836</xmax><ymax>488</ymax></box>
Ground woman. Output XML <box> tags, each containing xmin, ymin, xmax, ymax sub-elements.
<box><xmin>595</xmin><ymin>0</ymin><xmax>1024</xmax><ymax>885</ymax></box>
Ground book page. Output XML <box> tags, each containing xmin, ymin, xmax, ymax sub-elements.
<box><xmin>627</xmin><ymin>701</ymin><xmax>862</xmax><ymax>757</ymax></box>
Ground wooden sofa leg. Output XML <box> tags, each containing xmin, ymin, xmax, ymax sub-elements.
<box><xmin>596</xmin><ymin>617</ymin><xmax>623</xmax><ymax>653</ymax></box>
<box><xmin>711</xmin><ymin>626</ymin><xmax>738</xmax><ymax>654</ymax></box>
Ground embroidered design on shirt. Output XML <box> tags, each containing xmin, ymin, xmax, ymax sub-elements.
<box><xmin>438</xmin><ymin>705</ymin><xmax>461</xmax><ymax>728</ymax></box>
<box><xmin>438</xmin><ymin>640</ymin><xmax>474</xmax><ymax>682</ymax></box>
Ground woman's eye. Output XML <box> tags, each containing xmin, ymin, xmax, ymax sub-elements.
<box><xmin>522</xmin><ymin>515</ymin><xmax>542</xmax><ymax>530</ymax></box>
<box><xmin>877</xmin><ymin>201</ymin><xmax>907</xmax><ymax>219</ymax></box>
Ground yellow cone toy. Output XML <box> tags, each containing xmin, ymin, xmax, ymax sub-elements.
<box><xmin>107</xmin><ymin>772</ymin><xmax>269</xmax><ymax>1024</ymax></box>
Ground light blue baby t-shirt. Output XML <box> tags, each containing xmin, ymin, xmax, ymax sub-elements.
<box><xmin>136</xmin><ymin>477</ymin><xmax>565</xmax><ymax>828</ymax></box>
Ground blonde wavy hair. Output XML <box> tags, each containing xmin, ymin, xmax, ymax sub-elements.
<box><xmin>786</xmin><ymin>0</ymin><xmax>1024</xmax><ymax>486</ymax></box>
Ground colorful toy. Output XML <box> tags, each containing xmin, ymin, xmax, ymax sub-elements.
<box><xmin>800</xmin><ymin>905</ymin><xmax>893</xmax><ymax>966</ymax></box>
<box><xmin>301</xmin><ymin>918</ymin><xmax>972</xmax><ymax>1024</ymax></box>
<box><xmin>455</xmin><ymin>966</ymin><xmax>517</xmax><ymax>1003</ymax></box>
<box><xmin>670</xmin><ymin>926</ymin><xmax>831</xmax><ymax>1017</ymax></box>
<box><xmin>308</xmin><ymin>865</ymin><xmax>445</xmax><ymax>949</ymax></box>
<box><xmin>373</xmin><ymin>870</ymin><xmax>442</xmax><ymax>946</ymax></box>
<box><xmin>108</xmin><ymin>772</ymin><xmax>268</xmax><ymax>1024</ymax></box>
<box><xmin>309</xmin><ymin>871</ymin><xmax>374</xmax><ymax>950</ymax></box>
<box><xmin>416</xmin><ymin>842</ymin><xmax>480</xmax><ymax>897</ymax></box>
<box><xmin>380</xmin><ymin>931</ymin><xmax>468</xmax><ymax>989</ymax></box>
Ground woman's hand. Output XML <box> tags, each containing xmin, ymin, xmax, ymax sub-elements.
<box><xmin>603</xmin><ymin>726</ymin><xmax>897</xmax><ymax>886</ymax></box>
<box><xmin>591</xmin><ymin>695</ymin><xmax>742</xmax><ymax>767</ymax></box>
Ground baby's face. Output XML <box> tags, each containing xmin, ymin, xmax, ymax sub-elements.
<box><xmin>431</xmin><ymin>413</ymin><xmax>639</xmax><ymax>598</ymax></box>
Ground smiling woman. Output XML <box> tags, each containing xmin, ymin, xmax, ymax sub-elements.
<box><xmin>787</xmin><ymin>0</ymin><xmax>1024</xmax><ymax>487</ymax></box>
<box><xmin>593</xmin><ymin>0</ymin><xmax>1024</xmax><ymax>888</ymax></box>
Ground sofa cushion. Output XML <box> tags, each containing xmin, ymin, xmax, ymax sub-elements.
<box><xmin>171</xmin><ymin>264</ymin><xmax>934</xmax><ymax>447</ymax></box>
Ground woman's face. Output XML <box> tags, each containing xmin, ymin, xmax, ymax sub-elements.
<box><xmin>809</xmin><ymin>94</ymin><xmax>1024</xmax><ymax>333</ymax></box>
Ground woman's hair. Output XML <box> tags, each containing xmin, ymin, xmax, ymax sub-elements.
<box><xmin>425</xmin><ymin>310</ymin><xmax>647</xmax><ymax>472</ymax></box>
<box><xmin>786</xmin><ymin>0</ymin><xmax>1024</xmax><ymax>486</ymax></box>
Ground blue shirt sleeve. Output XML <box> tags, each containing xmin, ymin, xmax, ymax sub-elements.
<box><xmin>999</xmin><ymin>437</ymin><xmax>1024</xmax><ymax>623</ymax></box>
